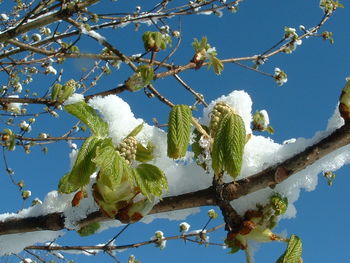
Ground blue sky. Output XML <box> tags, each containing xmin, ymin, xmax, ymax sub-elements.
<box><xmin>1</xmin><ymin>0</ymin><xmax>350</xmax><ymax>262</ymax></box>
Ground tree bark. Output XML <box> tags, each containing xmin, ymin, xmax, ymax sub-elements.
<box><xmin>1</xmin><ymin>122</ymin><xmax>350</xmax><ymax>235</ymax></box>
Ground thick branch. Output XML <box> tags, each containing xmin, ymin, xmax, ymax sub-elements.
<box><xmin>1</xmin><ymin>121</ymin><xmax>350</xmax><ymax>235</ymax></box>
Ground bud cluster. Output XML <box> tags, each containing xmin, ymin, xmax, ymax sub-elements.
<box><xmin>117</xmin><ymin>136</ymin><xmax>138</xmax><ymax>164</ymax></box>
<box><xmin>209</xmin><ymin>101</ymin><xmax>232</xmax><ymax>136</ymax></box>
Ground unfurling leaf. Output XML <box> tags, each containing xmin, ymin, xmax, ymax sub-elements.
<box><xmin>78</xmin><ymin>222</ymin><xmax>100</xmax><ymax>237</ymax></box>
<box><xmin>125</xmin><ymin>73</ymin><xmax>145</xmax><ymax>92</ymax></box>
<box><xmin>211</xmin><ymin>111</ymin><xmax>246</xmax><ymax>180</ymax></box>
<box><xmin>134</xmin><ymin>163</ymin><xmax>168</xmax><ymax>199</ymax></box>
<box><xmin>93</xmin><ymin>144</ymin><xmax>133</xmax><ymax>189</ymax></box>
<box><xmin>192</xmin><ymin>37</ymin><xmax>209</xmax><ymax>53</ymax></box>
<box><xmin>2</xmin><ymin>129</ymin><xmax>16</xmax><ymax>151</ymax></box>
<box><xmin>142</xmin><ymin>31</ymin><xmax>171</xmax><ymax>52</ymax></box>
<box><xmin>167</xmin><ymin>105</ymin><xmax>192</xmax><ymax>159</ymax></box>
<box><xmin>338</xmin><ymin>77</ymin><xmax>350</xmax><ymax>121</ymax></box>
<box><xmin>58</xmin><ymin>136</ymin><xmax>104</xmax><ymax>194</ymax></box>
<box><xmin>51</xmin><ymin>83</ymin><xmax>62</xmax><ymax>101</ymax></box>
<box><xmin>51</xmin><ymin>80</ymin><xmax>76</xmax><ymax>103</ymax></box>
<box><xmin>138</xmin><ymin>65</ymin><xmax>154</xmax><ymax>85</ymax></box>
<box><xmin>64</xmin><ymin>101</ymin><xmax>108</xmax><ymax>137</ymax></box>
<box><xmin>93</xmin><ymin>179</ymin><xmax>135</xmax><ymax>218</ymax></box>
<box><xmin>270</xmin><ymin>193</ymin><xmax>288</xmax><ymax>216</ymax></box>
<box><xmin>276</xmin><ymin>235</ymin><xmax>302</xmax><ymax>263</ymax></box>
<box><xmin>135</xmin><ymin>142</ymin><xmax>155</xmax><ymax>163</ymax></box>
<box><xmin>128</xmin><ymin>123</ymin><xmax>144</xmax><ymax>137</ymax></box>
<box><xmin>209</xmin><ymin>56</ymin><xmax>224</xmax><ymax>75</ymax></box>
<box><xmin>58</xmin><ymin>173</ymin><xmax>79</xmax><ymax>194</ymax></box>
<box><xmin>224</xmin><ymin>239</ymin><xmax>240</xmax><ymax>254</ymax></box>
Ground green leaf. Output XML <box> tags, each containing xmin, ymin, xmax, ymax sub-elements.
<box><xmin>270</xmin><ymin>193</ymin><xmax>288</xmax><ymax>216</ymax></box>
<box><xmin>211</xmin><ymin>111</ymin><xmax>246</xmax><ymax>179</ymax></box>
<box><xmin>64</xmin><ymin>101</ymin><xmax>108</xmax><ymax>137</ymax></box>
<box><xmin>224</xmin><ymin>239</ymin><xmax>240</xmax><ymax>254</ymax></box>
<box><xmin>339</xmin><ymin>78</ymin><xmax>350</xmax><ymax>121</ymax></box>
<box><xmin>77</xmin><ymin>222</ymin><xmax>100</xmax><ymax>237</ymax></box>
<box><xmin>125</xmin><ymin>72</ymin><xmax>145</xmax><ymax>92</ymax></box>
<box><xmin>192</xmin><ymin>37</ymin><xmax>209</xmax><ymax>53</ymax></box>
<box><xmin>135</xmin><ymin>142</ymin><xmax>155</xmax><ymax>163</ymax></box>
<box><xmin>142</xmin><ymin>31</ymin><xmax>171</xmax><ymax>52</ymax></box>
<box><xmin>59</xmin><ymin>84</ymin><xmax>75</xmax><ymax>103</ymax></box>
<box><xmin>211</xmin><ymin>56</ymin><xmax>224</xmax><ymax>75</ymax></box>
<box><xmin>137</xmin><ymin>65</ymin><xmax>154</xmax><ymax>85</ymax></box>
<box><xmin>276</xmin><ymin>235</ymin><xmax>302</xmax><ymax>263</ymax></box>
<box><xmin>128</xmin><ymin>123</ymin><xmax>144</xmax><ymax>137</ymax></box>
<box><xmin>134</xmin><ymin>163</ymin><xmax>168</xmax><ymax>199</ymax></box>
<box><xmin>167</xmin><ymin>105</ymin><xmax>192</xmax><ymax>159</ymax></box>
<box><xmin>51</xmin><ymin>83</ymin><xmax>62</xmax><ymax>101</ymax></box>
<box><xmin>58</xmin><ymin>173</ymin><xmax>80</xmax><ymax>194</ymax></box>
<box><xmin>93</xmin><ymin>144</ymin><xmax>132</xmax><ymax>189</ymax></box>
<box><xmin>58</xmin><ymin>136</ymin><xmax>105</xmax><ymax>193</ymax></box>
<box><xmin>266</xmin><ymin>125</ymin><xmax>275</xmax><ymax>134</ymax></box>
<box><xmin>8</xmin><ymin>133</ymin><xmax>16</xmax><ymax>151</ymax></box>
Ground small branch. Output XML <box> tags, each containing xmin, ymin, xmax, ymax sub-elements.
<box><xmin>0</xmin><ymin>0</ymin><xmax>99</xmax><ymax>43</ymax></box>
<box><xmin>25</xmin><ymin>223</ymin><xmax>225</xmax><ymax>252</ymax></box>
<box><xmin>24</xmin><ymin>249</ymin><xmax>48</xmax><ymax>263</ymax></box>
<box><xmin>147</xmin><ymin>85</ymin><xmax>174</xmax><ymax>107</ymax></box>
<box><xmin>173</xmin><ymin>74</ymin><xmax>208</xmax><ymax>107</ymax></box>
<box><xmin>64</xmin><ymin>17</ymin><xmax>138</xmax><ymax>72</ymax></box>
<box><xmin>232</xmin><ymin>61</ymin><xmax>274</xmax><ymax>78</ymax></box>
<box><xmin>104</xmin><ymin>224</ymin><xmax>130</xmax><ymax>248</ymax></box>
<box><xmin>14</xmin><ymin>135</ymin><xmax>87</xmax><ymax>142</ymax></box>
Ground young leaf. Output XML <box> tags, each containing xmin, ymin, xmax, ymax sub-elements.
<box><xmin>133</xmin><ymin>163</ymin><xmax>168</xmax><ymax>199</ymax></box>
<box><xmin>211</xmin><ymin>111</ymin><xmax>246</xmax><ymax>179</ymax></box>
<box><xmin>276</xmin><ymin>235</ymin><xmax>302</xmax><ymax>263</ymax></box>
<box><xmin>224</xmin><ymin>239</ymin><xmax>240</xmax><ymax>254</ymax></box>
<box><xmin>58</xmin><ymin>173</ymin><xmax>80</xmax><ymax>194</ymax></box>
<box><xmin>64</xmin><ymin>101</ymin><xmax>108</xmax><ymax>137</ymax></box>
<box><xmin>339</xmin><ymin>77</ymin><xmax>350</xmax><ymax>121</ymax></box>
<box><xmin>93</xmin><ymin>178</ymin><xmax>135</xmax><ymax>217</ymax></box>
<box><xmin>125</xmin><ymin>72</ymin><xmax>145</xmax><ymax>92</ymax></box>
<box><xmin>128</xmin><ymin>122</ymin><xmax>144</xmax><ymax>137</ymax></box>
<box><xmin>167</xmin><ymin>105</ymin><xmax>192</xmax><ymax>159</ymax></box>
<box><xmin>210</xmin><ymin>56</ymin><xmax>224</xmax><ymax>75</ymax></box>
<box><xmin>135</xmin><ymin>142</ymin><xmax>155</xmax><ymax>163</ymax></box>
<box><xmin>77</xmin><ymin>222</ymin><xmax>100</xmax><ymax>237</ymax></box>
<box><xmin>59</xmin><ymin>84</ymin><xmax>75</xmax><ymax>103</ymax></box>
<box><xmin>142</xmin><ymin>31</ymin><xmax>171</xmax><ymax>52</ymax></box>
<box><xmin>93</xmin><ymin>144</ymin><xmax>133</xmax><ymax>189</ymax></box>
<box><xmin>192</xmin><ymin>37</ymin><xmax>209</xmax><ymax>53</ymax></box>
<box><xmin>136</xmin><ymin>65</ymin><xmax>154</xmax><ymax>86</ymax></box>
<box><xmin>58</xmin><ymin>136</ymin><xmax>104</xmax><ymax>193</ymax></box>
<box><xmin>51</xmin><ymin>83</ymin><xmax>62</xmax><ymax>101</ymax></box>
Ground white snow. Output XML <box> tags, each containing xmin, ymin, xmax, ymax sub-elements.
<box><xmin>80</xmin><ymin>26</ymin><xmax>106</xmax><ymax>45</ymax></box>
<box><xmin>7</xmin><ymin>95</ymin><xmax>22</xmax><ymax>113</ymax></box>
<box><xmin>0</xmin><ymin>231</ymin><xmax>63</xmax><ymax>255</ymax></box>
<box><xmin>64</xmin><ymin>93</ymin><xmax>84</xmax><ymax>105</ymax></box>
<box><xmin>0</xmin><ymin>90</ymin><xmax>349</xmax><ymax>255</ymax></box>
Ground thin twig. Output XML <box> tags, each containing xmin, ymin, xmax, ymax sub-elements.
<box><xmin>104</xmin><ymin>224</ymin><xmax>130</xmax><ymax>248</ymax></box>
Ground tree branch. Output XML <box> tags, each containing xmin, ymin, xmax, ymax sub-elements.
<box><xmin>0</xmin><ymin>0</ymin><xmax>100</xmax><ymax>43</ymax></box>
<box><xmin>1</xmin><ymin>121</ymin><xmax>349</xmax><ymax>235</ymax></box>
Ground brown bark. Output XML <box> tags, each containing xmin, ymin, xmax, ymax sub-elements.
<box><xmin>1</xmin><ymin>122</ymin><xmax>349</xmax><ymax>235</ymax></box>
